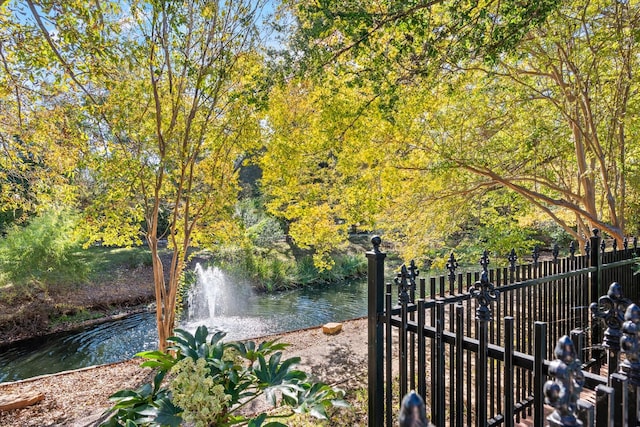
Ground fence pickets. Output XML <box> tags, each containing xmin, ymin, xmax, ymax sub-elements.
<box><xmin>367</xmin><ymin>230</ymin><xmax>640</xmax><ymax>427</ymax></box>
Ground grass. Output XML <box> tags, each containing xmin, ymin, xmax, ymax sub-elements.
<box><xmin>0</xmin><ymin>244</ymin><xmax>154</xmax><ymax>305</ymax></box>
<box><xmin>50</xmin><ymin>307</ymin><xmax>105</xmax><ymax>327</ymax></box>
<box><xmin>79</xmin><ymin>246</ymin><xmax>154</xmax><ymax>280</ymax></box>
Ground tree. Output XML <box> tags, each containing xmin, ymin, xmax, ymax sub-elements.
<box><xmin>260</xmin><ymin>77</ymin><xmax>388</xmax><ymax>267</ymax></box>
<box><xmin>16</xmin><ymin>0</ymin><xmax>268</xmax><ymax>350</ymax></box>
<box><xmin>405</xmin><ymin>0</ymin><xmax>640</xmax><ymax>244</ymax></box>
<box><xmin>0</xmin><ymin>3</ymin><xmax>84</xmax><ymax>225</ymax></box>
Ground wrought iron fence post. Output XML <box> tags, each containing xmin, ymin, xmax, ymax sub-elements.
<box><xmin>590</xmin><ymin>229</ymin><xmax>602</xmax><ymax>301</ymax></box>
<box><xmin>590</xmin><ymin>229</ymin><xmax>602</xmax><ymax>360</ymax></box>
<box><xmin>590</xmin><ymin>282</ymin><xmax>630</xmax><ymax>376</ymax></box>
<box><xmin>447</xmin><ymin>252</ymin><xmax>458</xmax><ymax>291</ymax></box>
<box><xmin>408</xmin><ymin>260</ymin><xmax>419</xmax><ymax>304</ymax></box>
<box><xmin>469</xmin><ymin>252</ymin><xmax>498</xmax><ymax>427</ymax></box>
<box><xmin>532</xmin><ymin>245</ymin><xmax>540</xmax><ymax>267</ymax></box>
<box><xmin>508</xmin><ymin>249</ymin><xmax>517</xmax><ymax>282</ymax></box>
<box><xmin>621</xmin><ymin>303</ymin><xmax>640</xmax><ymax>425</ymax></box>
<box><xmin>408</xmin><ymin>260</ymin><xmax>419</xmax><ymax>393</ymax></box>
<box><xmin>543</xmin><ymin>336</ymin><xmax>585</xmax><ymax>427</ymax></box>
<box><xmin>367</xmin><ymin>235</ymin><xmax>386</xmax><ymax>427</ymax></box>
<box><xmin>569</xmin><ymin>241</ymin><xmax>576</xmax><ymax>260</ymax></box>
<box><xmin>396</xmin><ymin>265</ymin><xmax>410</xmax><ymax>401</ymax></box>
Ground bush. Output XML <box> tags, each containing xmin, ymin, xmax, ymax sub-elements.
<box><xmin>236</xmin><ymin>198</ymin><xmax>286</xmax><ymax>248</ymax></box>
<box><xmin>0</xmin><ymin>209</ymin><xmax>88</xmax><ymax>291</ymax></box>
<box><xmin>215</xmin><ymin>244</ymin><xmax>366</xmax><ymax>292</ymax></box>
<box><xmin>101</xmin><ymin>326</ymin><xmax>347</xmax><ymax>427</ymax></box>
<box><xmin>295</xmin><ymin>254</ymin><xmax>366</xmax><ymax>285</ymax></box>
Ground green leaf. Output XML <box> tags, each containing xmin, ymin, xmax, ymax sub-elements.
<box><xmin>137</xmin><ymin>350</ymin><xmax>177</xmax><ymax>371</ymax></box>
<box><xmin>194</xmin><ymin>325</ymin><xmax>209</xmax><ymax>344</ymax></box>
<box><xmin>154</xmin><ymin>397</ymin><xmax>183</xmax><ymax>427</ymax></box>
<box><xmin>152</xmin><ymin>371</ymin><xmax>166</xmax><ymax>394</ymax></box>
<box><xmin>209</xmin><ymin>330</ymin><xmax>227</xmax><ymax>346</ymax></box>
<box><xmin>247</xmin><ymin>413</ymin><xmax>267</xmax><ymax>427</ymax></box>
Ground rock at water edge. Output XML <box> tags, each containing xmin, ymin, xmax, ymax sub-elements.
<box><xmin>322</xmin><ymin>322</ymin><xmax>343</xmax><ymax>335</ymax></box>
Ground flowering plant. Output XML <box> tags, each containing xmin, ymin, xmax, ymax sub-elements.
<box><xmin>101</xmin><ymin>326</ymin><xmax>347</xmax><ymax>426</ymax></box>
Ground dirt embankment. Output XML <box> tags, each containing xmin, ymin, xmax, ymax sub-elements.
<box><xmin>0</xmin><ymin>263</ymin><xmax>156</xmax><ymax>347</ymax></box>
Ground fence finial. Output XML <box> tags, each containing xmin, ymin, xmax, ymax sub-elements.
<box><xmin>621</xmin><ymin>303</ymin><xmax>640</xmax><ymax>386</ymax></box>
<box><xmin>408</xmin><ymin>260</ymin><xmax>419</xmax><ymax>283</ymax></box>
<box><xmin>508</xmin><ymin>249</ymin><xmax>517</xmax><ymax>273</ymax></box>
<box><xmin>408</xmin><ymin>260</ymin><xmax>419</xmax><ymax>302</ymax></box>
<box><xmin>590</xmin><ymin>282</ymin><xmax>629</xmax><ymax>373</ymax></box>
<box><xmin>544</xmin><ymin>335</ymin><xmax>585</xmax><ymax>427</ymax></box>
<box><xmin>569</xmin><ymin>241</ymin><xmax>576</xmax><ymax>259</ymax></box>
<box><xmin>479</xmin><ymin>249</ymin><xmax>490</xmax><ymax>272</ymax></box>
<box><xmin>396</xmin><ymin>264</ymin><xmax>410</xmax><ymax>305</ymax></box>
<box><xmin>398</xmin><ymin>391</ymin><xmax>430</xmax><ymax>427</ymax></box>
<box><xmin>532</xmin><ymin>245</ymin><xmax>540</xmax><ymax>266</ymax></box>
<box><xmin>446</xmin><ymin>252</ymin><xmax>458</xmax><ymax>285</ymax></box>
<box><xmin>469</xmin><ymin>270</ymin><xmax>498</xmax><ymax>322</ymax></box>
<box><xmin>590</xmin><ymin>282</ymin><xmax>629</xmax><ymax>348</ymax></box>
<box><xmin>371</xmin><ymin>235</ymin><xmax>382</xmax><ymax>253</ymax></box>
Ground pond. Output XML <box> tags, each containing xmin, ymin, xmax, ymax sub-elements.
<box><xmin>0</xmin><ymin>265</ymin><xmax>369</xmax><ymax>382</ymax></box>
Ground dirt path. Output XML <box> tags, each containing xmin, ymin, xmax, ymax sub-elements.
<box><xmin>0</xmin><ymin>317</ymin><xmax>369</xmax><ymax>427</ymax></box>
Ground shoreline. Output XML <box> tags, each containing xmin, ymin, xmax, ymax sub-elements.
<box><xmin>0</xmin><ymin>303</ymin><xmax>155</xmax><ymax>350</ymax></box>
<box><xmin>1</xmin><ymin>315</ymin><xmax>368</xmax><ymax>387</ymax></box>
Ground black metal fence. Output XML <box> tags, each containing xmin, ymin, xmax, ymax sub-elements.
<box><xmin>367</xmin><ymin>230</ymin><xmax>640</xmax><ymax>427</ymax></box>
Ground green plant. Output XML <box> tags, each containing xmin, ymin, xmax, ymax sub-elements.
<box><xmin>236</xmin><ymin>198</ymin><xmax>286</xmax><ymax>248</ymax></box>
<box><xmin>85</xmin><ymin>246</ymin><xmax>154</xmax><ymax>278</ymax></box>
<box><xmin>101</xmin><ymin>326</ymin><xmax>347</xmax><ymax>427</ymax></box>
<box><xmin>0</xmin><ymin>208</ymin><xmax>88</xmax><ymax>291</ymax></box>
<box><xmin>50</xmin><ymin>308</ymin><xmax>103</xmax><ymax>326</ymax></box>
<box><xmin>100</xmin><ymin>370</ymin><xmax>181</xmax><ymax>427</ymax></box>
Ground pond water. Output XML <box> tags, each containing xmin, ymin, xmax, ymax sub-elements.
<box><xmin>0</xmin><ymin>265</ymin><xmax>369</xmax><ymax>382</ymax></box>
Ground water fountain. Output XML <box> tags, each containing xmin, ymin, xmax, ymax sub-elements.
<box><xmin>185</xmin><ymin>264</ymin><xmax>226</xmax><ymax>320</ymax></box>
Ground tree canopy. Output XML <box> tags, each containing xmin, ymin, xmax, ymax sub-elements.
<box><xmin>261</xmin><ymin>0</ymin><xmax>640</xmax><ymax>262</ymax></box>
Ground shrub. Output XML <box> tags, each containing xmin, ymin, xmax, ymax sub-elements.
<box><xmin>0</xmin><ymin>209</ymin><xmax>88</xmax><ymax>291</ymax></box>
<box><xmin>101</xmin><ymin>326</ymin><xmax>347</xmax><ymax>427</ymax></box>
<box><xmin>236</xmin><ymin>198</ymin><xmax>286</xmax><ymax>248</ymax></box>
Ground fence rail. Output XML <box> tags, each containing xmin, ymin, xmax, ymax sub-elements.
<box><xmin>367</xmin><ymin>230</ymin><xmax>640</xmax><ymax>427</ymax></box>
